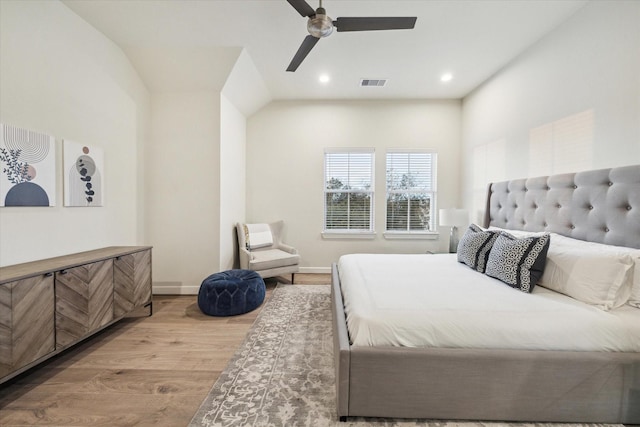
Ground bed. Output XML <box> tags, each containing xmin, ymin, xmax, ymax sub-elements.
<box><xmin>331</xmin><ymin>164</ymin><xmax>640</xmax><ymax>423</ymax></box>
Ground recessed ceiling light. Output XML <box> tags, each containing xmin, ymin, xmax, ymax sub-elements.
<box><xmin>440</xmin><ymin>73</ymin><xmax>453</xmax><ymax>83</ymax></box>
<box><xmin>319</xmin><ymin>74</ymin><xmax>330</xmax><ymax>83</ymax></box>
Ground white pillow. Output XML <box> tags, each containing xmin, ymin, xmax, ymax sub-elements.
<box><xmin>538</xmin><ymin>233</ymin><xmax>638</xmax><ymax>311</ymax></box>
<box><xmin>628</xmin><ymin>261</ymin><xmax>640</xmax><ymax>308</ymax></box>
<box><xmin>487</xmin><ymin>226</ymin><xmax>546</xmax><ymax>239</ymax></box>
<box><xmin>243</xmin><ymin>223</ymin><xmax>273</xmax><ymax>249</ymax></box>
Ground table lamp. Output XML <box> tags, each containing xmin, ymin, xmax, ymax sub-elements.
<box><xmin>439</xmin><ymin>208</ymin><xmax>468</xmax><ymax>253</ymax></box>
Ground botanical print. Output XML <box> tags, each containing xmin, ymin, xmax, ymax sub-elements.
<box><xmin>0</xmin><ymin>123</ymin><xmax>56</xmax><ymax>207</ymax></box>
<box><xmin>63</xmin><ymin>139</ymin><xmax>103</xmax><ymax>207</ymax></box>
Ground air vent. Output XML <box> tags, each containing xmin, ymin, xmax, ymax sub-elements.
<box><xmin>360</xmin><ymin>79</ymin><xmax>387</xmax><ymax>87</ymax></box>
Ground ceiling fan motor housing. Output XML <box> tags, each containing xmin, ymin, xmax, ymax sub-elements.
<box><xmin>307</xmin><ymin>8</ymin><xmax>333</xmax><ymax>38</ymax></box>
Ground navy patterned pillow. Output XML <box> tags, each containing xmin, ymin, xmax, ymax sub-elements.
<box><xmin>457</xmin><ymin>224</ymin><xmax>500</xmax><ymax>273</ymax></box>
<box><xmin>485</xmin><ymin>232</ymin><xmax>551</xmax><ymax>293</ymax></box>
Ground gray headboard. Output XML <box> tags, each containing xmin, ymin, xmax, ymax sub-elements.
<box><xmin>483</xmin><ymin>164</ymin><xmax>640</xmax><ymax>249</ymax></box>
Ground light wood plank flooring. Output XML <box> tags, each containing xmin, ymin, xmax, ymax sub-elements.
<box><xmin>0</xmin><ymin>274</ymin><xmax>330</xmax><ymax>426</ymax></box>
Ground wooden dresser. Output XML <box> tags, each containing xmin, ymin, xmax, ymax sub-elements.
<box><xmin>0</xmin><ymin>246</ymin><xmax>152</xmax><ymax>384</ymax></box>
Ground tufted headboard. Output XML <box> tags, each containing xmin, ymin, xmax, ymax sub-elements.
<box><xmin>483</xmin><ymin>164</ymin><xmax>640</xmax><ymax>249</ymax></box>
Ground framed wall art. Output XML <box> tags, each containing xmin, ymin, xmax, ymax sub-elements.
<box><xmin>63</xmin><ymin>139</ymin><xmax>104</xmax><ymax>207</ymax></box>
<box><xmin>0</xmin><ymin>123</ymin><xmax>56</xmax><ymax>207</ymax></box>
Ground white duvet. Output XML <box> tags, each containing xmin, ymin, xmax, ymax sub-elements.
<box><xmin>338</xmin><ymin>253</ymin><xmax>640</xmax><ymax>351</ymax></box>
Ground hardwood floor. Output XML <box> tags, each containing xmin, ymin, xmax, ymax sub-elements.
<box><xmin>0</xmin><ymin>274</ymin><xmax>331</xmax><ymax>426</ymax></box>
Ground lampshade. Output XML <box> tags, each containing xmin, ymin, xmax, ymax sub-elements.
<box><xmin>439</xmin><ymin>208</ymin><xmax>468</xmax><ymax>227</ymax></box>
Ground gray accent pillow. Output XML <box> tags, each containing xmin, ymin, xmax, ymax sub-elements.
<box><xmin>485</xmin><ymin>232</ymin><xmax>551</xmax><ymax>293</ymax></box>
<box><xmin>457</xmin><ymin>224</ymin><xmax>500</xmax><ymax>273</ymax></box>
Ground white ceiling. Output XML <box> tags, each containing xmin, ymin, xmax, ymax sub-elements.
<box><xmin>62</xmin><ymin>0</ymin><xmax>588</xmax><ymax>100</ymax></box>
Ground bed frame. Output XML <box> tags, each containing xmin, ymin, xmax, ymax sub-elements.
<box><xmin>331</xmin><ymin>164</ymin><xmax>640</xmax><ymax>423</ymax></box>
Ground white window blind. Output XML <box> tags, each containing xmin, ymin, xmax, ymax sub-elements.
<box><xmin>324</xmin><ymin>149</ymin><xmax>374</xmax><ymax>232</ymax></box>
<box><xmin>386</xmin><ymin>151</ymin><xmax>437</xmax><ymax>232</ymax></box>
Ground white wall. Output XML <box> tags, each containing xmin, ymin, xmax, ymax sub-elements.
<box><xmin>247</xmin><ymin>100</ymin><xmax>462</xmax><ymax>270</ymax></box>
<box><xmin>462</xmin><ymin>1</ymin><xmax>640</xmax><ymax>222</ymax></box>
<box><xmin>0</xmin><ymin>0</ymin><xmax>149</xmax><ymax>266</ymax></box>
<box><xmin>146</xmin><ymin>92</ymin><xmax>221</xmax><ymax>293</ymax></box>
<box><xmin>218</xmin><ymin>49</ymin><xmax>270</xmax><ymax>271</ymax></box>
<box><xmin>145</xmin><ymin>48</ymin><xmax>270</xmax><ymax>294</ymax></box>
<box><xmin>219</xmin><ymin>94</ymin><xmax>246</xmax><ymax>270</ymax></box>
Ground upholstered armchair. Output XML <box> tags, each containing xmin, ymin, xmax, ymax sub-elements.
<box><xmin>236</xmin><ymin>220</ymin><xmax>300</xmax><ymax>282</ymax></box>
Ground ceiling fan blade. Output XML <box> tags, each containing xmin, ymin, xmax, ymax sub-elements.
<box><xmin>334</xmin><ymin>17</ymin><xmax>417</xmax><ymax>32</ymax></box>
<box><xmin>286</xmin><ymin>35</ymin><xmax>320</xmax><ymax>72</ymax></box>
<box><xmin>287</xmin><ymin>0</ymin><xmax>316</xmax><ymax>17</ymax></box>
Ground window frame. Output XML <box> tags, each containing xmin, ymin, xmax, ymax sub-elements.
<box><xmin>384</xmin><ymin>149</ymin><xmax>438</xmax><ymax>239</ymax></box>
<box><xmin>322</xmin><ymin>148</ymin><xmax>375</xmax><ymax>238</ymax></box>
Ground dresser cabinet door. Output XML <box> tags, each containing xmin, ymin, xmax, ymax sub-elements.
<box><xmin>55</xmin><ymin>259</ymin><xmax>114</xmax><ymax>349</ymax></box>
<box><xmin>114</xmin><ymin>249</ymin><xmax>151</xmax><ymax>317</ymax></box>
<box><xmin>0</xmin><ymin>275</ymin><xmax>55</xmax><ymax>377</ymax></box>
<box><xmin>0</xmin><ymin>284</ymin><xmax>10</xmax><ymax>377</ymax></box>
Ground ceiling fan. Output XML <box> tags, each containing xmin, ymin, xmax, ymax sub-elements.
<box><xmin>286</xmin><ymin>0</ymin><xmax>417</xmax><ymax>72</ymax></box>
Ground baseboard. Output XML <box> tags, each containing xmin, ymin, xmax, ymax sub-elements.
<box><xmin>152</xmin><ymin>281</ymin><xmax>199</xmax><ymax>295</ymax></box>
<box><xmin>151</xmin><ymin>269</ymin><xmax>331</xmax><ymax>295</ymax></box>
<box><xmin>299</xmin><ymin>266</ymin><xmax>331</xmax><ymax>274</ymax></box>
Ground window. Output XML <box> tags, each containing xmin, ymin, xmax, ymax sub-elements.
<box><xmin>324</xmin><ymin>149</ymin><xmax>374</xmax><ymax>233</ymax></box>
<box><xmin>386</xmin><ymin>150</ymin><xmax>437</xmax><ymax>232</ymax></box>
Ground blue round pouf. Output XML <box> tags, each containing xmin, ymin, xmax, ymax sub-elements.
<box><xmin>197</xmin><ymin>269</ymin><xmax>266</xmax><ymax>316</ymax></box>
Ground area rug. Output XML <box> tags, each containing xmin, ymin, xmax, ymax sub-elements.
<box><xmin>189</xmin><ymin>284</ymin><xmax>621</xmax><ymax>427</ymax></box>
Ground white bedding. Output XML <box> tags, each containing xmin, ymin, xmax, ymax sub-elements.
<box><xmin>338</xmin><ymin>253</ymin><xmax>640</xmax><ymax>351</ymax></box>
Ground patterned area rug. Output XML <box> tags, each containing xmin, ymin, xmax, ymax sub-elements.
<box><xmin>189</xmin><ymin>284</ymin><xmax>621</xmax><ymax>427</ymax></box>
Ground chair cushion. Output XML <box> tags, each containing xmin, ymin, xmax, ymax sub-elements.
<box><xmin>198</xmin><ymin>269</ymin><xmax>265</xmax><ymax>316</ymax></box>
<box><xmin>249</xmin><ymin>249</ymin><xmax>300</xmax><ymax>271</ymax></box>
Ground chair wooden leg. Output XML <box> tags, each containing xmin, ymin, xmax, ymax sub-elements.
<box><xmin>291</xmin><ymin>272</ymin><xmax>295</xmax><ymax>284</ymax></box>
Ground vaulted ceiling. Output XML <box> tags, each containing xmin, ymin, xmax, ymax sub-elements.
<box><xmin>63</xmin><ymin>0</ymin><xmax>587</xmax><ymax>100</ymax></box>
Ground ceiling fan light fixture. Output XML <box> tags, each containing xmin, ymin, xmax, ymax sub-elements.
<box><xmin>308</xmin><ymin>10</ymin><xmax>334</xmax><ymax>38</ymax></box>
<box><xmin>286</xmin><ymin>0</ymin><xmax>417</xmax><ymax>72</ymax></box>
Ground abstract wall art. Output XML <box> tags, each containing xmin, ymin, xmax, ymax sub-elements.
<box><xmin>63</xmin><ymin>140</ymin><xmax>104</xmax><ymax>207</ymax></box>
<box><xmin>0</xmin><ymin>123</ymin><xmax>56</xmax><ymax>207</ymax></box>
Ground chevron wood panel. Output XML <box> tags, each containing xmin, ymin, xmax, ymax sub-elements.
<box><xmin>114</xmin><ymin>249</ymin><xmax>151</xmax><ymax>317</ymax></box>
<box><xmin>0</xmin><ymin>276</ymin><xmax>55</xmax><ymax>376</ymax></box>
<box><xmin>0</xmin><ymin>283</ymin><xmax>12</xmax><ymax>377</ymax></box>
<box><xmin>12</xmin><ymin>275</ymin><xmax>55</xmax><ymax>372</ymax></box>
<box><xmin>55</xmin><ymin>260</ymin><xmax>114</xmax><ymax>349</ymax></box>
<box><xmin>1</xmin><ymin>246</ymin><xmax>152</xmax><ymax>284</ymax></box>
